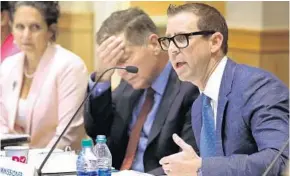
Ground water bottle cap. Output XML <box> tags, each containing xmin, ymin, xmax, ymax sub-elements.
<box><xmin>81</xmin><ymin>139</ymin><xmax>93</xmax><ymax>147</ymax></box>
<box><xmin>96</xmin><ymin>135</ymin><xmax>107</xmax><ymax>143</ymax></box>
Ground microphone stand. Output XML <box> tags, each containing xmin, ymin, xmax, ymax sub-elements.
<box><xmin>37</xmin><ymin>66</ymin><xmax>137</xmax><ymax>175</ymax></box>
<box><xmin>262</xmin><ymin>138</ymin><xmax>289</xmax><ymax>176</ymax></box>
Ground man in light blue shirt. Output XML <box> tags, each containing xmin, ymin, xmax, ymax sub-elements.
<box><xmin>84</xmin><ymin>7</ymin><xmax>199</xmax><ymax>175</ymax></box>
<box><xmin>89</xmin><ymin>62</ymin><xmax>172</xmax><ymax>172</ymax></box>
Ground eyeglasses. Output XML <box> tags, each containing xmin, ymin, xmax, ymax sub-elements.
<box><xmin>158</xmin><ymin>31</ymin><xmax>215</xmax><ymax>51</ymax></box>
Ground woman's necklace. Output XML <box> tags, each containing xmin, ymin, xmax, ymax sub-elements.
<box><xmin>24</xmin><ymin>62</ymin><xmax>36</xmax><ymax>79</ymax></box>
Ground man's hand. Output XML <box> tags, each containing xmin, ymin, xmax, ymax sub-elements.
<box><xmin>159</xmin><ymin>134</ymin><xmax>202</xmax><ymax>176</ymax></box>
<box><xmin>95</xmin><ymin>36</ymin><xmax>125</xmax><ymax>82</ymax></box>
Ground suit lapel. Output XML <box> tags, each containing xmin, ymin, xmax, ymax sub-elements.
<box><xmin>8</xmin><ymin>53</ymin><xmax>25</xmax><ymax>131</ymax></box>
<box><xmin>147</xmin><ymin>70</ymin><xmax>180</xmax><ymax>145</ymax></box>
<box><xmin>121</xmin><ymin>85</ymin><xmax>143</xmax><ymax>125</ymax></box>
<box><xmin>110</xmin><ymin>81</ymin><xmax>144</xmax><ymax>145</ymax></box>
<box><xmin>25</xmin><ymin>45</ymin><xmax>55</xmax><ymax>134</ymax></box>
<box><xmin>215</xmin><ymin>59</ymin><xmax>236</xmax><ymax>156</ymax></box>
<box><xmin>190</xmin><ymin>95</ymin><xmax>202</xmax><ymax>149</ymax></box>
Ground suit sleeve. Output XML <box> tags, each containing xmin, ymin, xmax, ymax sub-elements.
<box><xmin>46</xmin><ymin>59</ymin><xmax>88</xmax><ymax>149</ymax></box>
<box><xmin>201</xmin><ymin>73</ymin><xmax>289</xmax><ymax>176</ymax></box>
<box><xmin>83</xmin><ymin>77</ymin><xmax>125</xmax><ymax>141</ymax></box>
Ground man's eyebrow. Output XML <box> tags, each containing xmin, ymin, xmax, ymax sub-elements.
<box><xmin>165</xmin><ymin>31</ymin><xmax>190</xmax><ymax>37</ymax></box>
<box><xmin>165</xmin><ymin>33</ymin><xmax>171</xmax><ymax>37</ymax></box>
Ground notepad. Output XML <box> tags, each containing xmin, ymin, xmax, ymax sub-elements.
<box><xmin>28</xmin><ymin>149</ymin><xmax>77</xmax><ymax>174</ymax></box>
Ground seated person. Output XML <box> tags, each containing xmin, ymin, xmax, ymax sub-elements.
<box><xmin>84</xmin><ymin>7</ymin><xmax>200</xmax><ymax>175</ymax></box>
<box><xmin>158</xmin><ymin>3</ymin><xmax>289</xmax><ymax>176</ymax></box>
<box><xmin>0</xmin><ymin>1</ymin><xmax>88</xmax><ymax>150</ymax></box>
<box><xmin>1</xmin><ymin>1</ymin><xmax>20</xmax><ymax>62</ymax></box>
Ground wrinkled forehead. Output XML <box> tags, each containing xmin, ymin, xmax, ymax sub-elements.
<box><xmin>166</xmin><ymin>12</ymin><xmax>199</xmax><ymax>37</ymax></box>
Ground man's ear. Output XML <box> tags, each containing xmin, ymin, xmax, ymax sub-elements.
<box><xmin>148</xmin><ymin>33</ymin><xmax>161</xmax><ymax>55</ymax></box>
<box><xmin>209</xmin><ymin>32</ymin><xmax>223</xmax><ymax>54</ymax></box>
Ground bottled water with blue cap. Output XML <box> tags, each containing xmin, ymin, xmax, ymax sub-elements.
<box><xmin>76</xmin><ymin>139</ymin><xmax>98</xmax><ymax>176</ymax></box>
<box><xmin>94</xmin><ymin>135</ymin><xmax>112</xmax><ymax>176</ymax></box>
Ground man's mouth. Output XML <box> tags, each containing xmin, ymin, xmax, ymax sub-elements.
<box><xmin>176</xmin><ymin>62</ymin><xmax>186</xmax><ymax>69</ymax></box>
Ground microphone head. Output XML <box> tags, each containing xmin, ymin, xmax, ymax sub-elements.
<box><xmin>125</xmin><ymin>66</ymin><xmax>138</xmax><ymax>73</ymax></box>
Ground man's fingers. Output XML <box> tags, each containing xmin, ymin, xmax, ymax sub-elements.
<box><xmin>172</xmin><ymin>133</ymin><xmax>194</xmax><ymax>153</ymax></box>
<box><xmin>160</xmin><ymin>156</ymin><xmax>170</xmax><ymax>165</ymax></box>
<box><xmin>98</xmin><ymin>36</ymin><xmax>117</xmax><ymax>51</ymax></box>
<box><xmin>107</xmin><ymin>41</ymin><xmax>125</xmax><ymax>61</ymax></box>
<box><xmin>96</xmin><ymin>37</ymin><xmax>125</xmax><ymax>68</ymax></box>
<box><xmin>159</xmin><ymin>152</ymin><xmax>183</xmax><ymax>165</ymax></box>
<box><xmin>102</xmin><ymin>37</ymin><xmax>123</xmax><ymax>57</ymax></box>
<box><xmin>162</xmin><ymin>163</ymin><xmax>172</xmax><ymax>175</ymax></box>
<box><xmin>113</xmin><ymin>49</ymin><xmax>125</xmax><ymax>65</ymax></box>
<box><xmin>162</xmin><ymin>163</ymin><xmax>172</xmax><ymax>171</ymax></box>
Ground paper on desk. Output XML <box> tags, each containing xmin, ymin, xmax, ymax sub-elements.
<box><xmin>0</xmin><ymin>148</ymin><xmax>76</xmax><ymax>174</ymax></box>
<box><xmin>112</xmin><ymin>170</ymin><xmax>154</xmax><ymax>176</ymax></box>
<box><xmin>28</xmin><ymin>149</ymin><xmax>77</xmax><ymax>174</ymax></box>
<box><xmin>0</xmin><ymin>157</ymin><xmax>38</xmax><ymax>176</ymax></box>
<box><xmin>0</xmin><ymin>150</ymin><xmax>5</xmax><ymax>157</ymax></box>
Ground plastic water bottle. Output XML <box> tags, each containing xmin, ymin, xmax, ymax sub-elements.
<box><xmin>94</xmin><ymin>135</ymin><xmax>112</xmax><ymax>176</ymax></box>
<box><xmin>76</xmin><ymin>139</ymin><xmax>98</xmax><ymax>176</ymax></box>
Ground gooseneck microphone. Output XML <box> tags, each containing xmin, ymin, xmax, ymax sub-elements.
<box><xmin>262</xmin><ymin>138</ymin><xmax>289</xmax><ymax>176</ymax></box>
<box><xmin>37</xmin><ymin>66</ymin><xmax>138</xmax><ymax>175</ymax></box>
<box><xmin>123</xmin><ymin>66</ymin><xmax>138</xmax><ymax>73</ymax></box>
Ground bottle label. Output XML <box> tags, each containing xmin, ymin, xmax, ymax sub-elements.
<box><xmin>77</xmin><ymin>171</ymin><xmax>98</xmax><ymax>176</ymax></box>
<box><xmin>98</xmin><ymin>168</ymin><xmax>111</xmax><ymax>176</ymax></box>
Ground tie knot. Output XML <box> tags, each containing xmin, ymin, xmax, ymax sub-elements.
<box><xmin>202</xmin><ymin>93</ymin><xmax>211</xmax><ymax>106</ymax></box>
<box><xmin>146</xmin><ymin>87</ymin><xmax>155</xmax><ymax>98</ymax></box>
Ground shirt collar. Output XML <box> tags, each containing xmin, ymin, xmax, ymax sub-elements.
<box><xmin>202</xmin><ymin>56</ymin><xmax>228</xmax><ymax>102</ymax></box>
<box><xmin>151</xmin><ymin>62</ymin><xmax>172</xmax><ymax>95</ymax></box>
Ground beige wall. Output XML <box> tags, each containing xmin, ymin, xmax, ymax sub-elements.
<box><xmin>227</xmin><ymin>2</ymin><xmax>264</xmax><ymax>29</ymax></box>
<box><xmin>263</xmin><ymin>1</ymin><xmax>289</xmax><ymax>30</ymax></box>
<box><xmin>226</xmin><ymin>1</ymin><xmax>289</xmax><ymax>86</ymax></box>
<box><xmin>57</xmin><ymin>2</ymin><xmax>94</xmax><ymax>72</ymax></box>
<box><xmin>59</xmin><ymin>1</ymin><xmax>93</xmax><ymax>13</ymax></box>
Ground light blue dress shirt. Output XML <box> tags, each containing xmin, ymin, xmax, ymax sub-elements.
<box><xmin>88</xmin><ymin>62</ymin><xmax>172</xmax><ymax>172</ymax></box>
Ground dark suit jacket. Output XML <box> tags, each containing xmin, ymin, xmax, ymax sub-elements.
<box><xmin>191</xmin><ymin>59</ymin><xmax>289</xmax><ymax>176</ymax></box>
<box><xmin>84</xmin><ymin>70</ymin><xmax>199</xmax><ymax>175</ymax></box>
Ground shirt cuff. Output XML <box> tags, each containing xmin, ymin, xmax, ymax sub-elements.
<box><xmin>88</xmin><ymin>72</ymin><xmax>111</xmax><ymax>98</ymax></box>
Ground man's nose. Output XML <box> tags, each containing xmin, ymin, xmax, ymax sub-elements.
<box><xmin>168</xmin><ymin>41</ymin><xmax>179</xmax><ymax>55</ymax></box>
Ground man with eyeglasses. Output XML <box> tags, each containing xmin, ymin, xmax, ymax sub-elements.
<box><xmin>158</xmin><ymin>3</ymin><xmax>289</xmax><ymax>176</ymax></box>
<box><xmin>84</xmin><ymin>7</ymin><xmax>200</xmax><ymax>175</ymax></box>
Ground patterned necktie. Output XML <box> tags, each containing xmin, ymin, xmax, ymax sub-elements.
<box><xmin>200</xmin><ymin>93</ymin><xmax>216</xmax><ymax>157</ymax></box>
<box><xmin>120</xmin><ymin>88</ymin><xmax>155</xmax><ymax>170</ymax></box>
